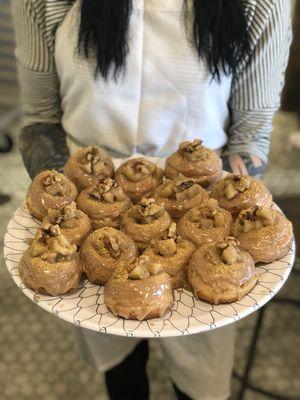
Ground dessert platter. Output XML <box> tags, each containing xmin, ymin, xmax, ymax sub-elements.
<box><xmin>4</xmin><ymin>140</ymin><xmax>295</xmax><ymax>337</ymax></box>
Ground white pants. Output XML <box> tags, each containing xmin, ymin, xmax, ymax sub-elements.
<box><xmin>76</xmin><ymin>325</ymin><xmax>236</xmax><ymax>400</ymax></box>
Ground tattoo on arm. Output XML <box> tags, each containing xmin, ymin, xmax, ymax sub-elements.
<box><xmin>221</xmin><ymin>152</ymin><xmax>266</xmax><ymax>178</ymax></box>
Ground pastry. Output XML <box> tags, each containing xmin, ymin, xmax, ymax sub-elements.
<box><xmin>154</xmin><ymin>175</ymin><xmax>209</xmax><ymax>219</ymax></box>
<box><xmin>77</xmin><ymin>177</ymin><xmax>131</xmax><ymax>229</ymax></box>
<box><xmin>19</xmin><ymin>224</ymin><xmax>81</xmax><ymax>296</ymax></box>
<box><xmin>210</xmin><ymin>174</ymin><xmax>272</xmax><ymax>215</ymax></box>
<box><xmin>80</xmin><ymin>227</ymin><xmax>138</xmax><ymax>285</ymax></box>
<box><xmin>64</xmin><ymin>146</ymin><xmax>114</xmax><ymax>191</ymax></box>
<box><xmin>115</xmin><ymin>157</ymin><xmax>164</xmax><ymax>202</ymax></box>
<box><xmin>26</xmin><ymin>170</ymin><xmax>78</xmax><ymax>221</ymax></box>
<box><xmin>177</xmin><ymin>199</ymin><xmax>233</xmax><ymax>247</ymax></box>
<box><xmin>164</xmin><ymin>140</ymin><xmax>222</xmax><ymax>186</ymax></box>
<box><xmin>232</xmin><ymin>206</ymin><xmax>293</xmax><ymax>263</ymax></box>
<box><xmin>188</xmin><ymin>237</ymin><xmax>257</xmax><ymax>304</ymax></box>
<box><xmin>43</xmin><ymin>202</ymin><xmax>91</xmax><ymax>246</ymax></box>
<box><xmin>143</xmin><ymin>223</ymin><xmax>195</xmax><ymax>289</ymax></box>
<box><xmin>104</xmin><ymin>257</ymin><xmax>173</xmax><ymax>320</ymax></box>
<box><xmin>122</xmin><ymin>198</ymin><xmax>172</xmax><ymax>251</ymax></box>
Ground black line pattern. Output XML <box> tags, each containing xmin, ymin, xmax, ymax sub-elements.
<box><xmin>3</xmin><ymin>161</ymin><xmax>296</xmax><ymax>337</ymax></box>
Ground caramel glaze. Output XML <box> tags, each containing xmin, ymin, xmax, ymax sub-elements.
<box><xmin>104</xmin><ymin>269</ymin><xmax>173</xmax><ymax>321</ymax></box>
<box><xmin>80</xmin><ymin>227</ymin><xmax>138</xmax><ymax>285</ymax></box>
<box><xmin>177</xmin><ymin>200</ymin><xmax>233</xmax><ymax>247</ymax></box>
<box><xmin>26</xmin><ymin>170</ymin><xmax>78</xmax><ymax>221</ymax></box>
<box><xmin>233</xmin><ymin>207</ymin><xmax>293</xmax><ymax>263</ymax></box>
<box><xmin>77</xmin><ymin>179</ymin><xmax>131</xmax><ymax>229</ymax></box>
<box><xmin>121</xmin><ymin>199</ymin><xmax>172</xmax><ymax>251</ymax></box>
<box><xmin>154</xmin><ymin>176</ymin><xmax>209</xmax><ymax>219</ymax></box>
<box><xmin>43</xmin><ymin>202</ymin><xmax>91</xmax><ymax>246</ymax></box>
<box><xmin>188</xmin><ymin>240</ymin><xmax>257</xmax><ymax>305</ymax></box>
<box><xmin>165</xmin><ymin>140</ymin><xmax>222</xmax><ymax>187</ymax></box>
<box><xmin>19</xmin><ymin>225</ymin><xmax>81</xmax><ymax>296</ymax></box>
<box><xmin>210</xmin><ymin>174</ymin><xmax>272</xmax><ymax>216</ymax></box>
<box><xmin>115</xmin><ymin>158</ymin><xmax>164</xmax><ymax>203</ymax></box>
<box><xmin>64</xmin><ymin>146</ymin><xmax>114</xmax><ymax>191</ymax></box>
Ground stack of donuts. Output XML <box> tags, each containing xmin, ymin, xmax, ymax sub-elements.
<box><xmin>20</xmin><ymin>140</ymin><xmax>293</xmax><ymax>321</ymax></box>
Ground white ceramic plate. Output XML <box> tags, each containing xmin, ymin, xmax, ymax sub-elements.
<box><xmin>3</xmin><ymin>157</ymin><xmax>295</xmax><ymax>337</ymax></box>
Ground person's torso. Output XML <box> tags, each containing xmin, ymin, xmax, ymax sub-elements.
<box><xmin>55</xmin><ymin>0</ymin><xmax>232</xmax><ymax>157</ymax></box>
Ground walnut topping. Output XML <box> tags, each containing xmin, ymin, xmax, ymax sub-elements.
<box><xmin>42</xmin><ymin>173</ymin><xmax>66</xmax><ymax>196</ymax></box>
<box><xmin>32</xmin><ymin>223</ymin><xmax>76</xmax><ymax>262</ymax></box>
<box><xmin>224</xmin><ymin>175</ymin><xmax>252</xmax><ymax>200</ymax></box>
<box><xmin>174</xmin><ymin>176</ymin><xmax>200</xmax><ymax>201</ymax></box>
<box><xmin>217</xmin><ymin>237</ymin><xmax>240</xmax><ymax>265</ymax></box>
<box><xmin>128</xmin><ymin>256</ymin><xmax>164</xmax><ymax>280</ymax></box>
<box><xmin>179</xmin><ymin>139</ymin><xmax>209</xmax><ymax>161</ymax></box>
<box><xmin>240</xmin><ymin>206</ymin><xmax>274</xmax><ymax>233</ymax></box>
<box><xmin>138</xmin><ymin>198</ymin><xmax>165</xmax><ymax>224</ymax></box>
<box><xmin>47</xmin><ymin>202</ymin><xmax>78</xmax><ymax>229</ymax></box>
<box><xmin>191</xmin><ymin>200</ymin><xmax>225</xmax><ymax>229</ymax></box>
<box><xmin>103</xmin><ymin>236</ymin><xmax>122</xmax><ymax>259</ymax></box>
<box><xmin>122</xmin><ymin>159</ymin><xmax>156</xmax><ymax>182</ymax></box>
<box><xmin>90</xmin><ymin>178</ymin><xmax>127</xmax><ymax>204</ymax></box>
<box><xmin>156</xmin><ymin>239</ymin><xmax>177</xmax><ymax>258</ymax></box>
<box><xmin>81</xmin><ymin>147</ymin><xmax>106</xmax><ymax>175</ymax></box>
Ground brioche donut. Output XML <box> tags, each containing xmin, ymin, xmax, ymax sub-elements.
<box><xmin>43</xmin><ymin>202</ymin><xmax>91</xmax><ymax>246</ymax></box>
<box><xmin>233</xmin><ymin>206</ymin><xmax>293</xmax><ymax>263</ymax></box>
<box><xmin>164</xmin><ymin>140</ymin><xmax>222</xmax><ymax>187</ymax></box>
<box><xmin>154</xmin><ymin>175</ymin><xmax>209</xmax><ymax>219</ymax></box>
<box><xmin>143</xmin><ymin>223</ymin><xmax>195</xmax><ymax>289</ymax></box>
<box><xmin>104</xmin><ymin>258</ymin><xmax>173</xmax><ymax>321</ymax></box>
<box><xmin>115</xmin><ymin>157</ymin><xmax>164</xmax><ymax>203</ymax></box>
<box><xmin>177</xmin><ymin>199</ymin><xmax>233</xmax><ymax>247</ymax></box>
<box><xmin>188</xmin><ymin>237</ymin><xmax>257</xmax><ymax>304</ymax></box>
<box><xmin>19</xmin><ymin>224</ymin><xmax>81</xmax><ymax>296</ymax></box>
<box><xmin>26</xmin><ymin>170</ymin><xmax>78</xmax><ymax>221</ymax></box>
<box><xmin>210</xmin><ymin>174</ymin><xmax>272</xmax><ymax>215</ymax></box>
<box><xmin>64</xmin><ymin>146</ymin><xmax>114</xmax><ymax>191</ymax></box>
<box><xmin>122</xmin><ymin>198</ymin><xmax>172</xmax><ymax>251</ymax></box>
<box><xmin>77</xmin><ymin>177</ymin><xmax>131</xmax><ymax>229</ymax></box>
<box><xmin>80</xmin><ymin>227</ymin><xmax>138</xmax><ymax>285</ymax></box>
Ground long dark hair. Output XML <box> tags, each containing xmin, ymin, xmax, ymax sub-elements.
<box><xmin>78</xmin><ymin>0</ymin><xmax>251</xmax><ymax>81</ymax></box>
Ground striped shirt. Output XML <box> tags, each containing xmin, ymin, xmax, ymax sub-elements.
<box><xmin>11</xmin><ymin>0</ymin><xmax>292</xmax><ymax>164</ymax></box>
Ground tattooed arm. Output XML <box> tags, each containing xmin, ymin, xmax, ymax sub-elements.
<box><xmin>221</xmin><ymin>153</ymin><xmax>266</xmax><ymax>179</ymax></box>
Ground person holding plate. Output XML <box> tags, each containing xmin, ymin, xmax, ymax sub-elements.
<box><xmin>12</xmin><ymin>1</ymin><xmax>291</xmax><ymax>399</ymax></box>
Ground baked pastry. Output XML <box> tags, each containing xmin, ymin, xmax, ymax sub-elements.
<box><xmin>80</xmin><ymin>227</ymin><xmax>138</xmax><ymax>285</ymax></box>
<box><xmin>164</xmin><ymin>140</ymin><xmax>222</xmax><ymax>186</ymax></box>
<box><xmin>115</xmin><ymin>157</ymin><xmax>164</xmax><ymax>202</ymax></box>
<box><xmin>104</xmin><ymin>257</ymin><xmax>173</xmax><ymax>320</ymax></box>
<box><xmin>19</xmin><ymin>224</ymin><xmax>81</xmax><ymax>296</ymax></box>
<box><xmin>26</xmin><ymin>170</ymin><xmax>78</xmax><ymax>221</ymax></box>
<box><xmin>154</xmin><ymin>175</ymin><xmax>209</xmax><ymax>219</ymax></box>
<box><xmin>122</xmin><ymin>198</ymin><xmax>172</xmax><ymax>251</ymax></box>
<box><xmin>64</xmin><ymin>146</ymin><xmax>114</xmax><ymax>191</ymax></box>
<box><xmin>177</xmin><ymin>199</ymin><xmax>233</xmax><ymax>247</ymax></box>
<box><xmin>210</xmin><ymin>174</ymin><xmax>272</xmax><ymax>215</ymax></box>
<box><xmin>77</xmin><ymin>177</ymin><xmax>131</xmax><ymax>229</ymax></box>
<box><xmin>143</xmin><ymin>223</ymin><xmax>195</xmax><ymax>289</ymax></box>
<box><xmin>188</xmin><ymin>237</ymin><xmax>257</xmax><ymax>304</ymax></box>
<box><xmin>43</xmin><ymin>202</ymin><xmax>91</xmax><ymax>246</ymax></box>
<box><xmin>232</xmin><ymin>206</ymin><xmax>293</xmax><ymax>263</ymax></box>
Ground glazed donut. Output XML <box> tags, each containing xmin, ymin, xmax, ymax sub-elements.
<box><xmin>232</xmin><ymin>206</ymin><xmax>293</xmax><ymax>263</ymax></box>
<box><xmin>188</xmin><ymin>237</ymin><xmax>257</xmax><ymax>304</ymax></box>
<box><xmin>26</xmin><ymin>170</ymin><xmax>78</xmax><ymax>221</ymax></box>
<box><xmin>143</xmin><ymin>223</ymin><xmax>195</xmax><ymax>289</ymax></box>
<box><xmin>164</xmin><ymin>140</ymin><xmax>222</xmax><ymax>186</ymax></box>
<box><xmin>80</xmin><ymin>227</ymin><xmax>138</xmax><ymax>285</ymax></box>
<box><xmin>115</xmin><ymin>157</ymin><xmax>164</xmax><ymax>202</ymax></box>
<box><xmin>64</xmin><ymin>146</ymin><xmax>114</xmax><ymax>191</ymax></box>
<box><xmin>122</xmin><ymin>198</ymin><xmax>172</xmax><ymax>251</ymax></box>
<box><xmin>210</xmin><ymin>174</ymin><xmax>272</xmax><ymax>215</ymax></box>
<box><xmin>19</xmin><ymin>224</ymin><xmax>81</xmax><ymax>296</ymax></box>
<box><xmin>104</xmin><ymin>258</ymin><xmax>173</xmax><ymax>320</ymax></box>
<box><xmin>77</xmin><ymin>177</ymin><xmax>131</xmax><ymax>229</ymax></box>
<box><xmin>177</xmin><ymin>199</ymin><xmax>233</xmax><ymax>247</ymax></box>
<box><xmin>43</xmin><ymin>202</ymin><xmax>91</xmax><ymax>246</ymax></box>
<box><xmin>154</xmin><ymin>175</ymin><xmax>209</xmax><ymax>219</ymax></box>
